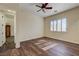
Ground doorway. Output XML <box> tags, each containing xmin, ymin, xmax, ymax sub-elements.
<box><xmin>5</xmin><ymin>25</ymin><xmax>11</xmax><ymax>38</ymax></box>
<box><xmin>0</xmin><ymin>9</ymin><xmax>16</xmax><ymax>51</ymax></box>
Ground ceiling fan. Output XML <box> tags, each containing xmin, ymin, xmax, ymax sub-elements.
<box><xmin>36</xmin><ymin>3</ymin><xmax>52</xmax><ymax>13</ymax></box>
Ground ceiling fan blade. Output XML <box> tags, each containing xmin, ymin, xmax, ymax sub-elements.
<box><xmin>41</xmin><ymin>3</ymin><xmax>45</xmax><ymax>8</ymax></box>
<box><xmin>37</xmin><ymin>9</ymin><xmax>42</xmax><ymax>12</ymax></box>
<box><xmin>44</xmin><ymin>3</ymin><xmax>48</xmax><ymax>7</ymax></box>
<box><xmin>45</xmin><ymin>7</ymin><xmax>52</xmax><ymax>9</ymax></box>
<box><xmin>36</xmin><ymin>5</ymin><xmax>41</xmax><ymax>8</ymax></box>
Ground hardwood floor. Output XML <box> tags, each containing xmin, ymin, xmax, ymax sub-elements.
<box><xmin>0</xmin><ymin>37</ymin><xmax>79</xmax><ymax>56</ymax></box>
<box><xmin>0</xmin><ymin>36</ymin><xmax>15</xmax><ymax>52</ymax></box>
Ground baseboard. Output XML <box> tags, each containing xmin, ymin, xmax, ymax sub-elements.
<box><xmin>20</xmin><ymin>36</ymin><xmax>45</xmax><ymax>44</ymax></box>
<box><xmin>20</xmin><ymin>36</ymin><xmax>79</xmax><ymax>46</ymax></box>
<box><xmin>45</xmin><ymin>36</ymin><xmax>79</xmax><ymax>46</ymax></box>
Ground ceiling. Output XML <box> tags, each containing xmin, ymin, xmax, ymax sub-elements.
<box><xmin>0</xmin><ymin>3</ymin><xmax>79</xmax><ymax>18</ymax></box>
<box><xmin>19</xmin><ymin>3</ymin><xmax>79</xmax><ymax>17</ymax></box>
<box><xmin>0</xmin><ymin>9</ymin><xmax>15</xmax><ymax>18</ymax></box>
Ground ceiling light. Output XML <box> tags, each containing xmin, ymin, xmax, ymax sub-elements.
<box><xmin>54</xmin><ymin>10</ymin><xmax>57</xmax><ymax>12</ymax></box>
<box><xmin>8</xmin><ymin>10</ymin><xmax>16</xmax><ymax>14</ymax></box>
<box><xmin>8</xmin><ymin>10</ymin><xmax>11</xmax><ymax>12</ymax></box>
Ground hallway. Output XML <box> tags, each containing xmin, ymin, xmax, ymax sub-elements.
<box><xmin>0</xmin><ymin>36</ymin><xmax>15</xmax><ymax>52</ymax></box>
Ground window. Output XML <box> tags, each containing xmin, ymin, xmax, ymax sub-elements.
<box><xmin>53</xmin><ymin>20</ymin><xmax>57</xmax><ymax>31</ymax></box>
<box><xmin>50</xmin><ymin>17</ymin><xmax>67</xmax><ymax>32</ymax></box>
<box><xmin>62</xmin><ymin>18</ymin><xmax>67</xmax><ymax>32</ymax></box>
<box><xmin>57</xmin><ymin>19</ymin><xmax>62</xmax><ymax>32</ymax></box>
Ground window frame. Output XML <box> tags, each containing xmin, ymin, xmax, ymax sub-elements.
<box><xmin>50</xmin><ymin>17</ymin><xmax>67</xmax><ymax>32</ymax></box>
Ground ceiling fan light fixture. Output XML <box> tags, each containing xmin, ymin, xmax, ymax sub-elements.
<box><xmin>54</xmin><ymin>10</ymin><xmax>57</xmax><ymax>12</ymax></box>
<box><xmin>36</xmin><ymin>3</ymin><xmax>52</xmax><ymax>13</ymax></box>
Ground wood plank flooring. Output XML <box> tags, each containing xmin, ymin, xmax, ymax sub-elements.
<box><xmin>0</xmin><ymin>37</ymin><xmax>15</xmax><ymax>52</ymax></box>
<box><xmin>0</xmin><ymin>37</ymin><xmax>79</xmax><ymax>56</ymax></box>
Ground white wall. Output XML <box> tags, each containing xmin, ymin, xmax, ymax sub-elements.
<box><xmin>44</xmin><ymin>7</ymin><xmax>79</xmax><ymax>44</ymax></box>
<box><xmin>17</xmin><ymin>9</ymin><xmax>44</xmax><ymax>42</ymax></box>
<box><xmin>15</xmin><ymin>7</ymin><xmax>44</xmax><ymax>48</ymax></box>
